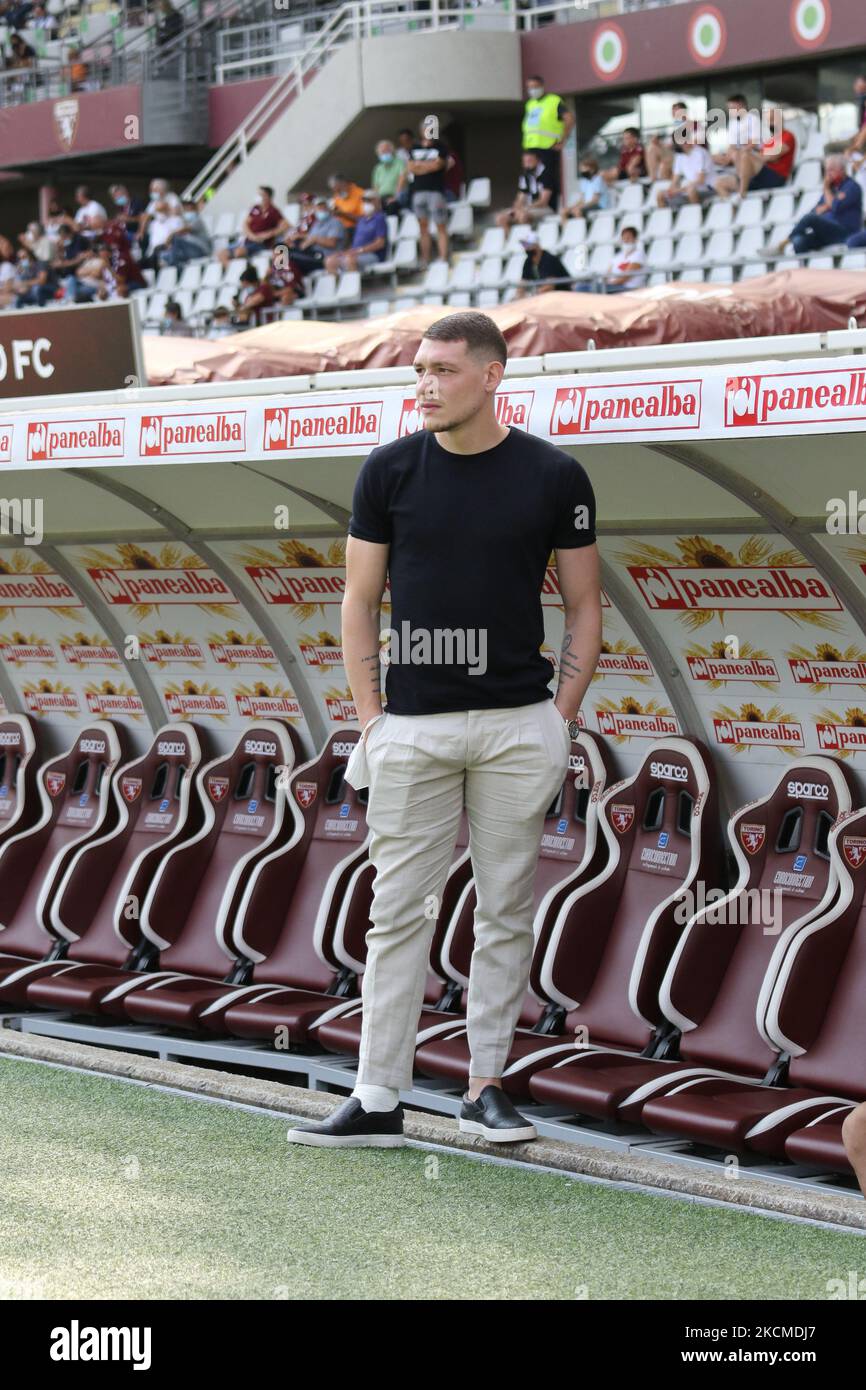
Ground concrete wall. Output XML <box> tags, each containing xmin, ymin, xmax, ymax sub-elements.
<box><xmin>205</xmin><ymin>29</ymin><xmax>522</xmax><ymax>216</ymax></box>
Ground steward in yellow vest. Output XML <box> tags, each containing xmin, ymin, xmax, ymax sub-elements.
<box><xmin>522</xmin><ymin>75</ymin><xmax>573</xmax><ymax>152</ymax></box>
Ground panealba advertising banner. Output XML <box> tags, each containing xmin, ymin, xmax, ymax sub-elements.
<box><xmin>4</xmin><ymin>357</ymin><xmax>866</xmax><ymax>467</ymax></box>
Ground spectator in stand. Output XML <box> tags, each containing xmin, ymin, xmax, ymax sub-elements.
<box><xmin>406</xmin><ymin>119</ymin><xmax>452</xmax><ymax>264</ymax></box>
<box><xmin>52</xmin><ymin>224</ymin><xmax>92</xmax><ymax>300</ymax></box>
<box><xmin>73</xmin><ymin>185</ymin><xmax>107</xmax><ymax>239</ymax></box>
<box><xmin>767</xmin><ymin>155</ymin><xmax>863</xmax><ymax>256</ymax></box>
<box><xmin>159</xmin><ymin>198</ymin><xmax>212</xmax><ymax>266</ymax></box>
<box><xmin>14</xmin><ymin>247</ymin><xmax>57</xmax><ymax>307</ymax></box>
<box><xmin>101</xmin><ymin>218</ymin><xmax>146</xmax><ymax>294</ymax></box>
<box><xmin>442</xmin><ymin>141</ymin><xmax>464</xmax><ymax>203</ymax></box>
<box><xmin>140</xmin><ymin>199</ymin><xmax>184</xmax><ymax>268</ymax></box>
<box><xmin>109</xmin><ymin>184</ymin><xmax>147</xmax><ymax>242</ymax></box>
<box><xmin>712</xmin><ymin>93</ymin><xmax>762</xmax><ymax>182</ymax></box>
<box><xmin>162</xmin><ymin>300</ymin><xmax>187</xmax><ymax>333</ymax></box>
<box><xmin>0</xmin><ymin>235</ymin><xmax>17</xmax><ymax>309</ymax></box>
<box><xmin>522</xmin><ymin>74</ymin><xmax>573</xmax><ymax>170</ymax></box>
<box><xmin>65</xmin><ymin>46</ymin><xmax>89</xmax><ymax>91</ymax></box>
<box><xmin>656</xmin><ymin>130</ymin><xmax>716</xmax><ymax>208</ymax></box>
<box><xmin>207</xmin><ymin>306</ymin><xmax>233</xmax><ymax>338</ymax></box>
<box><xmin>63</xmin><ymin>243</ymin><xmax>116</xmax><ymax>302</ymax></box>
<box><xmin>573</xmin><ymin>226</ymin><xmax>647</xmax><ymax>293</ymax></box>
<box><xmin>371</xmin><ymin>141</ymin><xmax>403</xmax><ymax>214</ymax></box>
<box><xmin>559</xmin><ymin>155</ymin><xmax>611</xmax><ymax>223</ymax></box>
<box><xmin>268</xmin><ymin>248</ymin><xmax>305</xmax><ymax>306</ymax></box>
<box><xmin>139</xmin><ymin>177</ymin><xmax>182</xmax><ymax>253</ymax></box>
<box><xmin>601</xmin><ymin>127</ymin><xmax>647</xmax><ymax>186</ymax></box>
<box><xmin>394</xmin><ymin>128</ymin><xmax>415</xmax><ymax>208</ymax></box>
<box><xmin>44</xmin><ymin>199</ymin><xmax>72</xmax><ymax>239</ymax></box>
<box><xmin>519</xmin><ymin>231</ymin><xmax>570</xmax><ymax>292</ymax></box>
<box><xmin>285</xmin><ymin>196</ymin><xmax>346</xmax><ymax>273</ymax></box>
<box><xmin>30</xmin><ymin>4</ymin><xmax>56</xmax><ymax>34</ymax></box>
<box><xmin>283</xmin><ymin>191</ymin><xmax>316</xmax><ymax>248</ymax></box>
<box><xmin>233</xmin><ymin>265</ymin><xmax>274</xmax><ymax>326</ymax></box>
<box><xmin>495</xmin><ymin>149</ymin><xmax>559</xmax><ymax>230</ymax></box>
<box><xmin>234</xmin><ymin>186</ymin><xmax>289</xmax><ymax>256</ymax></box>
<box><xmin>324</xmin><ymin>190</ymin><xmax>387</xmax><ymax>272</ymax></box>
<box><xmin>19</xmin><ymin>220</ymin><xmax>57</xmax><ymax>263</ymax></box>
<box><xmin>328</xmin><ymin>173</ymin><xmax>365</xmax><ymax>231</ymax></box>
<box><xmin>155</xmin><ymin>0</ymin><xmax>184</xmax><ymax>45</ymax></box>
<box><xmin>645</xmin><ymin>101</ymin><xmax>689</xmax><ymax>182</ymax></box>
<box><xmin>7</xmin><ymin>32</ymin><xmax>36</xmax><ymax>68</ymax></box>
<box><xmin>716</xmin><ymin>107</ymin><xmax>796</xmax><ymax>199</ymax></box>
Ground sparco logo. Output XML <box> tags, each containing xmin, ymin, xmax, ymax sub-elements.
<box><xmin>140</xmin><ymin>411</ymin><xmax>246</xmax><ymax>457</ymax></box>
<box><xmin>549</xmin><ymin>381</ymin><xmax>700</xmax><ymax>437</ymax></box>
<box><xmin>0</xmin><ymin>731</ymin><xmax>21</xmax><ymax>745</ymax></box>
<box><xmin>725</xmin><ymin>369</ymin><xmax>866</xmax><ymax>429</ymax></box>
<box><xmin>650</xmin><ymin>760</ymin><xmax>688</xmax><ymax>782</ymax></box>
<box><xmin>243</xmin><ymin>739</ymin><xmax>277</xmax><ymax>756</ymax></box>
<box><xmin>331</xmin><ymin>741</ymin><xmax>355</xmax><ymax>757</ymax></box>
<box><xmin>397</xmin><ymin>391</ymin><xmax>534</xmax><ymax>437</ymax></box>
<box><xmin>157</xmin><ymin>741</ymin><xmax>186</xmax><ymax>756</ymax></box>
<box><xmin>628</xmin><ymin>564</ymin><xmax>841</xmax><ymax>613</ymax></box>
<box><xmin>787</xmin><ymin>780</ymin><xmax>829</xmax><ymax>800</ymax></box>
<box><xmin>79</xmin><ymin>738</ymin><xmax>106</xmax><ymax>754</ymax></box>
<box><xmin>27</xmin><ymin>418</ymin><xmax>124</xmax><ymax>462</ymax></box>
<box><xmin>263</xmin><ymin>402</ymin><xmax>381</xmax><ymax>452</ymax></box>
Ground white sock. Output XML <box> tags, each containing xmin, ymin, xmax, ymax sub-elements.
<box><xmin>352</xmin><ymin>1083</ymin><xmax>400</xmax><ymax>1113</ymax></box>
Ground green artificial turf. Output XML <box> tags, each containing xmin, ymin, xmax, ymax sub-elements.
<box><xmin>0</xmin><ymin>1056</ymin><xmax>862</xmax><ymax>1301</ymax></box>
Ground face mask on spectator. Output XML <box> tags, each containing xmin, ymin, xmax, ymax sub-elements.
<box><xmin>115</xmin><ymin>194</ymin><xmax>128</xmax><ymax>206</ymax></box>
<box><xmin>314</xmin><ymin>209</ymin><xmax>329</xmax><ymax>221</ymax></box>
<box><xmin>527</xmin><ymin>85</ymin><xmax>544</xmax><ymax>99</ymax></box>
<box><xmin>379</xmin><ymin>151</ymin><xmax>393</xmax><ymax>163</ymax></box>
<box><xmin>183</xmin><ymin>210</ymin><xmax>197</xmax><ymax>225</ymax></box>
<box><xmin>361</xmin><ymin>201</ymin><xmax>374</xmax><ymax>215</ymax></box>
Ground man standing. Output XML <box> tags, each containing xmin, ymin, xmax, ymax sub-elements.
<box><xmin>405</xmin><ymin>121</ymin><xmax>452</xmax><ymax>264</ymax></box>
<box><xmin>288</xmin><ymin>312</ymin><xmax>601</xmax><ymax>1148</ymax></box>
<box><xmin>522</xmin><ymin>73</ymin><xmax>573</xmax><ymax>176</ymax></box>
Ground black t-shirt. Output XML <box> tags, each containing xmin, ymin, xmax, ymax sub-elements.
<box><xmin>522</xmin><ymin>249</ymin><xmax>569</xmax><ymax>282</ymax></box>
<box><xmin>517</xmin><ymin>158</ymin><xmax>559</xmax><ymax>208</ymax></box>
<box><xmin>347</xmin><ymin>427</ymin><xmax>597</xmax><ymax>714</ymax></box>
<box><xmin>408</xmin><ymin>139</ymin><xmax>448</xmax><ymax>192</ymax></box>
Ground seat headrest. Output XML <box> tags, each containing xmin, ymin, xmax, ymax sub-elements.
<box><xmin>730</xmin><ymin>756</ymin><xmax>855</xmax><ymax>898</ymax></box>
<box><xmin>43</xmin><ymin>721</ymin><xmax>124</xmax><ymax>830</ymax></box>
<box><xmin>116</xmin><ymin>722</ymin><xmax>204</xmax><ymax>831</ymax></box>
<box><xmin>202</xmin><ymin>721</ymin><xmax>294</xmax><ymax>835</ymax></box>
<box><xmin>600</xmin><ymin>737</ymin><xmax>714</xmax><ymax>880</ymax></box>
<box><xmin>289</xmin><ymin>728</ymin><xmax>368</xmax><ymax>844</ymax></box>
<box><xmin>0</xmin><ymin>714</ymin><xmax>37</xmax><ymax>822</ymax></box>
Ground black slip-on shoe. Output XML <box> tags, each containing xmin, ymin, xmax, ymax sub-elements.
<box><xmin>286</xmin><ymin>1096</ymin><xmax>405</xmax><ymax>1147</ymax></box>
<box><xmin>458</xmin><ymin>1084</ymin><xmax>537</xmax><ymax>1143</ymax></box>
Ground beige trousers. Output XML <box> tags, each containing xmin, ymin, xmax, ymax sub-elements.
<box><xmin>343</xmin><ymin>698</ymin><xmax>571</xmax><ymax>1087</ymax></box>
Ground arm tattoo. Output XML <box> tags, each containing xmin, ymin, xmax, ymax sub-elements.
<box><xmin>559</xmin><ymin>631</ymin><xmax>582</xmax><ymax>679</ymax></box>
<box><xmin>361</xmin><ymin>650</ymin><xmax>382</xmax><ymax>695</ymax></box>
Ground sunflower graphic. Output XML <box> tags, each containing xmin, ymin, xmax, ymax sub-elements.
<box><xmin>595</xmin><ymin>694</ymin><xmax>675</xmax><ymax>744</ymax></box>
<box><xmin>84</xmin><ymin>679</ymin><xmax>146</xmax><ymax>721</ymax></box>
<box><xmin>234</xmin><ymin>538</ymin><xmax>380</xmax><ymax>625</ymax></box>
<box><xmin>713</xmin><ymin>701</ymin><xmax>801</xmax><ymax>756</ymax></box>
<box><xmin>137</xmin><ymin>628</ymin><xmax>205</xmax><ymax>669</ymax></box>
<box><xmin>208</xmin><ymin>629</ymin><xmax>276</xmax><ymax>670</ymax></box>
<box><xmin>592</xmin><ymin>635</ymin><xmax>653</xmax><ymax>686</ymax></box>
<box><xmin>0</xmin><ymin>552</ymin><xmax>80</xmax><ymax>622</ymax></box>
<box><xmin>0</xmin><ymin>630</ymin><xmax>56</xmax><ymax>667</ymax></box>
<box><xmin>79</xmin><ymin>543</ymin><xmax>235</xmax><ymax>620</ymax></box>
<box><xmin>616</xmin><ymin>535</ymin><xmax>841</xmax><ymax>633</ymax></box>
<box><xmin>684</xmin><ymin>638</ymin><xmax>778</xmax><ymax>691</ymax></box>
<box><xmin>815</xmin><ymin>705</ymin><xmax>866</xmax><ymax>758</ymax></box>
<box><xmin>788</xmin><ymin>642</ymin><xmax>866</xmax><ymax>694</ymax></box>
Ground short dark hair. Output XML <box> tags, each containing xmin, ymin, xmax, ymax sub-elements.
<box><xmin>259</xmin><ymin>184</ymin><xmax>274</xmax><ymax>198</ymax></box>
<box><xmin>421</xmin><ymin>311</ymin><xmax>507</xmax><ymax>366</ymax></box>
<box><xmin>240</xmin><ymin>266</ymin><xmax>259</xmax><ymax>284</ymax></box>
<box><xmin>623</xmin><ymin>126</ymin><xmax>640</xmax><ymax>138</ymax></box>
<box><xmin>521</xmin><ymin>147</ymin><xmax>540</xmax><ymax>157</ymax></box>
<box><xmin>528</xmin><ymin>74</ymin><xmax>543</xmax><ymax>83</ymax></box>
<box><xmin>620</xmin><ymin>225</ymin><xmax>639</xmax><ymax>238</ymax></box>
<box><xmin>727</xmin><ymin>93</ymin><xmax>747</xmax><ymax>105</ymax></box>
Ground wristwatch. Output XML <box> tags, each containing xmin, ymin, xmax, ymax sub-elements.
<box><xmin>564</xmin><ymin>717</ymin><xmax>580</xmax><ymax>741</ymax></box>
